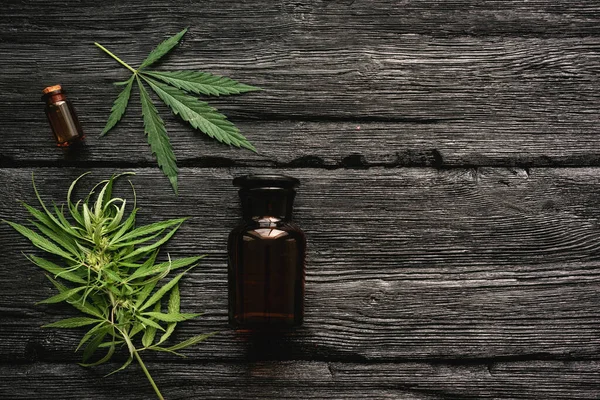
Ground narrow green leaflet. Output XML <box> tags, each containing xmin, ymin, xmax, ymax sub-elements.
<box><xmin>77</xmin><ymin>322</ymin><xmax>108</xmax><ymax>351</ymax></box>
<box><xmin>134</xmin><ymin>279</ymin><xmax>158</xmax><ymax>309</ymax></box>
<box><xmin>26</xmin><ymin>255</ymin><xmax>85</xmax><ymax>284</ymax></box>
<box><xmin>157</xmin><ymin>284</ymin><xmax>180</xmax><ymax>345</ymax></box>
<box><xmin>137</xmin><ymin>315</ymin><xmax>165</xmax><ymax>332</ymax></box>
<box><xmin>165</xmin><ymin>333</ymin><xmax>218</xmax><ymax>352</ymax></box>
<box><xmin>129</xmin><ymin>255</ymin><xmax>205</xmax><ymax>281</ymax></box>
<box><xmin>121</xmin><ymin>222</ymin><xmax>182</xmax><ymax>260</ymax></box>
<box><xmin>79</xmin><ymin>343</ymin><xmax>115</xmax><ymax>367</ymax></box>
<box><xmin>143</xmin><ymin>312</ymin><xmax>201</xmax><ymax>322</ymax></box>
<box><xmin>30</xmin><ymin>221</ymin><xmax>80</xmax><ymax>258</ymax></box>
<box><xmin>137</xmin><ymin>76</ymin><xmax>179</xmax><ymax>193</ymax></box>
<box><xmin>46</xmin><ymin>276</ymin><xmax>103</xmax><ymax>318</ymax></box>
<box><xmin>37</xmin><ymin>285</ymin><xmax>86</xmax><ymax>304</ymax></box>
<box><xmin>142</xmin><ymin>302</ymin><xmax>161</xmax><ymax>348</ymax></box>
<box><xmin>83</xmin><ymin>328</ymin><xmax>110</xmax><ymax>362</ymax></box>
<box><xmin>139</xmin><ymin>269</ymin><xmax>189</xmax><ymax>311</ymax></box>
<box><xmin>143</xmin><ymin>77</ymin><xmax>256</xmax><ymax>151</ymax></box>
<box><xmin>4</xmin><ymin>221</ymin><xmax>76</xmax><ymax>261</ymax></box>
<box><xmin>94</xmin><ymin>28</ymin><xmax>261</xmax><ymax>192</ymax></box>
<box><xmin>7</xmin><ymin>171</ymin><xmax>212</xmax><ymax>400</ymax></box>
<box><xmin>138</xmin><ymin>28</ymin><xmax>188</xmax><ymax>70</ymax></box>
<box><xmin>101</xmin><ymin>76</ymin><xmax>134</xmax><ymax>136</ymax></box>
<box><xmin>114</xmin><ymin>218</ymin><xmax>185</xmax><ymax>244</ymax></box>
<box><xmin>144</xmin><ymin>70</ymin><xmax>261</xmax><ymax>96</ymax></box>
<box><xmin>43</xmin><ymin>317</ymin><xmax>102</xmax><ymax>328</ymax></box>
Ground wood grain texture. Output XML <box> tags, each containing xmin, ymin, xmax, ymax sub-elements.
<box><xmin>2</xmin><ymin>1</ymin><xmax>600</xmax><ymax>398</ymax></box>
<box><xmin>1</xmin><ymin>168</ymin><xmax>600</xmax><ymax>364</ymax></box>
<box><xmin>1</xmin><ymin>360</ymin><xmax>599</xmax><ymax>399</ymax></box>
<box><xmin>1</xmin><ymin>1</ymin><xmax>599</xmax><ymax>166</ymax></box>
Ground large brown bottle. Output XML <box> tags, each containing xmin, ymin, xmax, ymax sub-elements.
<box><xmin>228</xmin><ymin>174</ymin><xmax>306</xmax><ymax>330</ymax></box>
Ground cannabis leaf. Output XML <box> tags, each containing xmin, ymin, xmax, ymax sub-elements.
<box><xmin>100</xmin><ymin>76</ymin><xmax>134</xmax><ymax>136</ymax></box>
<box><xmin>94</xmin><ymin>28</ymin><xmax>261</xmax><ymax>193</ymax></box>
<box><xmin>4</xmin><ymin>173</ymin><xmax>215</xmax><ymax>400</ymax></box>
<box><xmin>137</xmin><ymin>76</ymin><xmax>179</xmax><ymax>192</ymax></box>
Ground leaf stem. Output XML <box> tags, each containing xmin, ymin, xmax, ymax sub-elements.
<box><xmin>94</xmin><ymin>42</ymin><xmax>137</xmax><ymax>74</ymax></box>
<box><xmin>134</xmin><ymin>349</ymin><xmax>164</xmax><ymax>400</ymax></box>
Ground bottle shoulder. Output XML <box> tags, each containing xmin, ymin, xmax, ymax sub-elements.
<box><xmin>229</xmin><ymin>219</ymin><xmax>305</xmax><ymax>241</ymax></box>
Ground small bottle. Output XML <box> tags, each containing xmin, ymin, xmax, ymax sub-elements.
<box><xmin>41</xmin><ymin>85</ymin><xmax>84</xmax><ymax>147</ymax></box>
<box><xmin>228</xmin><ymin>174</ymin><xmax>306</xmax><ymax>330</ymax></box>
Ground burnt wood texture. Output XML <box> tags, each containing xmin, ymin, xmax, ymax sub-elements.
<box><xmin>1</xmin><ymin>1</ymin><xmax>599</xmax><ymax>399</ymax></box>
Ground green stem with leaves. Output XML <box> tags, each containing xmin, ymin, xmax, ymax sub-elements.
<box><xmin>133</xmin><ymin>348</ymin><xmax>164</xmax><ymax>400</ymax></box>
<box><xmin>4</xmin><ymin>173</ymin><xmax>215</xmax><ymax>400</ymax></box>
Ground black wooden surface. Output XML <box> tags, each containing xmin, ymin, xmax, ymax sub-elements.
<box><xmin>1</xmin><ymin>1</ymin><xmax>600</xmax><ymax>399</ymax></box>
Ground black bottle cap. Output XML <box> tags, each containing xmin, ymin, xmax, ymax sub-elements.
<box><xmin>234</xmin><ymin>175</ymin><xmax>299</xmax><ymax>219</ymax></box>
<box><xmin>233</xmin><ymin>174</ymin><xmax>300</xmax><ymax>190</ymax></box>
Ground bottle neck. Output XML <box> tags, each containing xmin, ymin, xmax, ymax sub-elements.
<box><xmin>239</xmin><ymin>188</ymin><xmax>295</xmax><ymax>221</ymax></box>
<box><xmin>43</xmin><ymin>91</ymin><xmax>67</xmax><ymax>104</ymax></box>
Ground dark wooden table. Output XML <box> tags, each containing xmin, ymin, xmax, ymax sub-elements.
<box><xmin>2</xmin><ymin>1</ymin><xmax>600</xmax><ymax>399</ymax></box>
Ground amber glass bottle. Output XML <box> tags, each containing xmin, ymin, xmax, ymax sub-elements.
<box><xmin>42</xmin><ymin>85</ymin><xmax>84</xmax><ymax>146</ymax></box>
<box><xmin>228</xmin><ymin>174</ymin><xmax>306</xmax><ymax>330</ymax></box>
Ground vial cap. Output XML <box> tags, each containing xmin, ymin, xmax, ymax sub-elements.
<box><xmin>233</xmin><ymin>174</ymin><xmax>300</xmax><ymax>190</ymax></box>
<box><xmin>42</xmin><ymin>85</ymin><xmax>62</xmax><ymax>94</ymax></box>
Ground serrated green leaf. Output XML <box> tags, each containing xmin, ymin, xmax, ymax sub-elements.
<box><xmin>43</xmin><ymin>317</ymin><xmax>102</xmax><ymax>328</ymax></box>
<box><xmin>53</xmin><ymin>203</ymin><xmax>81</xmax><ymax>238</ymax></box>
<box><xmin>26</xmin><ymin>255</ymin><xmax>85</xmax><ymax>284</ymax></box>
<box><xmin>21</xmin><ymin>201</ymin><xmax>71</xmax><ymax>239</ymax></box>
<box><xmin>30</xmin><ymin>221</ymin><xmax>80</xmax><ymax>259</ymax></box>
<box><xmin>168</xmin><ymin>283</ymin><xmax>180</xmax><ymax>314</ymax></box>
<box><xmin>165</xmin><ymin>332</ymin><xmax>217</xmax><ymax>352</ymax></box>
<box><xmin>143</xmin><ymin>312</ymin><xmax>201</xmax><ymax>323</ymax></box>
<box><xmin>137</xmin><ymin>315</ymin><xmax>165</xmax><ymax>332</ymax></box>
<box><xmin>101</xmin><ymin>76</ymin><xmax>134</xmax><ymax>136</ymax></box>
<box><xmin>143</xmin><ymin>70</ymin><xmax>261</xmax><ymax>96</ymax></box>
<box><xmin>82</xmin><ymin>204</ymin><xmax>93</xmax><ymax>234</ymax></box>
<box><xmin>76</xmin><ymin>322</ymin><xmax>108</xmax><ymax>352</ymax></box>
<box><xmin>156</xmin><ymin>286</ymin><xmax>179</xmax><ymax>345</ymax></box>
<box><xmin>79</xmin><ymin>343</ymin><xmax>115</xmax><ymax>367</ymax></box>
<box><xmin>105</xmin><ymin>355</ymin><xmax>133</xmax><ymax>377</ymax></box>
<box><xmin>129</xmin><ymin>255</ymin><xmax>204</xmax><ymax>281</ymax></box>
<box><xmin>134</xmin><ymin>280</ymin><xmax>157</xmax><ymax>309</ymax></box>
<box><xmin>129</xmin><ymin>321</ymin><xmax>144</xmax><ymax>338</ymax></box>
<box><xmin>115</xmin><ymin>218</ymin><xmax>185</xmax><ymax>244</ymax></box>
<box><xmin>143</xmin><ymin>76</ymin><xmax>256</xmax><ymax>152</ymax></box>
<box><xmin>67</xmin><ymin>173</ymin><xmax>91</xmax><ymax>225</ymax></box>
<box><xmin>37</xmin><ymin>285</ymin><xmax>86</xmax><ymax>304</ymax></box>
<box><xmin>4</xmin><ymin>221</ymin><xmax>77</xmax><ymax>261</ymax></box>
<box><xmin>105</xmin><ymin>200</ymin><xmax>126</xmax><ymax>232</ymax></box>
<box><xmin>46</xmin><ymin>276</ymin><xmax>103</xmax><ymax>318</ymax></box>
<box><xmin>109</xmin><ymin>208</ymin><xmax>138</xmax><ymax>244</ymax></box>
<box><xmin>31</xmin><ymin>173</ymin><xmax>65</xmax><ymax>231</ymax></box>
<box><xmin>139</xmin><ymin>269</ymin><xmax>190</xmax><ymax>311</ymax></box>
<box><xmin>82</xmin><ymin>328</ymin><xmax>110</xmax><ymax>362</ymax></box>
<box><xmin>146</xmin><ymin>345</ymin><xmax>184</xmax><ymax>357</ymax></box>
<box><xmin>142</xmin><ymin>302</ymin><xmax>161</xmax><ymax>348</ymax></box>
<box><xmin>137</xmin><ymin>76</ymin><xmax>179</xmax><ymax>193</ymax></box>
<box><xmin>138</xmin><ymin>28</ymin><xmax>187</xmax><ymax>70</ymax></box>
<box><xmin>121</xmin><ymin>222</ymin><xmax>183</xmax><ymax>261</ymax></box>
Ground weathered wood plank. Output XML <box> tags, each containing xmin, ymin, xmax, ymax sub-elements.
<box><xmin>2</xmin><ymin>1</ymin><xmax>598</xmax><ymax>165</ymax></box>
<box><xmin>1</xmin><ymin>36</ymin><xmax>599</xmax><ymax>164</ymax></box>
<box><xmin>1</xmin><ymin>168</ymin><xmax>600</xmax><ymax>363</ymax></box>
<box><xmin>2</xmin><ymin>0</ymin><xmax>600</xmax><ymax>39</ymax></box>
<box><xmin>1</xmin><ymin>361</ymin><xmax>599</xmax><ymax>399</ymax></box>
<box><xmin>3</xmin><ymin>121</ymin><xmax>600</xmax><ymax>168</ymax></box>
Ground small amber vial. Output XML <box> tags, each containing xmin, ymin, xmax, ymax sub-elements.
<box><xmin>41</xmin><ymin>85</ymin><xmax>84</xmax><ymax>146</ymax></box>
<box><xmin>228</xmin><ymin>175</ymin><xmax>306</xmax><ymax>330</ymax></box>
